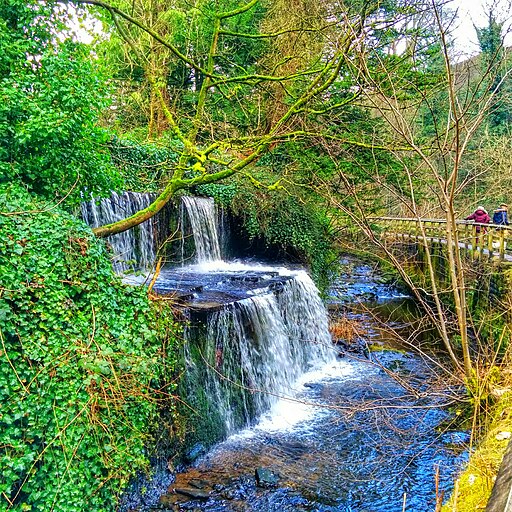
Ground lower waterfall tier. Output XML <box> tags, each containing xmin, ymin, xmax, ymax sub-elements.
<box><xmin>149</xmin><ymin>261</ymin><xmax>336</xmax><ymax>440</ymax></box>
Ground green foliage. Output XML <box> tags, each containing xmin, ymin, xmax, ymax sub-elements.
<box><xmin>476</xmin><ymin>12</ymin><xmax>512</xmax><ymax>133</ymax></box>
<box><xmin>0</xmin><ymin>1</ymin><xmax>121</xmax><ymax>204</ymax></box>
<box><xmin>0</xmin><ymin>184</ymin><xmax>180</xmax><ymax>511</ymax></box>
<box><xmin>196</xmin><ymin>182</ymin><xmax>237</xmax><ymax>208</ymax></box>
<box><xmin>476</xmin><ymin>13</ymin><xmax>503</xmax><ymax>60</ymax></box>
<box><xmin>108</xmin><ymin>137</ymin><xmax>180</xmax><ymax>192</ymax></box>
<box><xmin>100</xmin><ymin>0</ymin><xmax>268</xmax><ymax>134</ymax></box>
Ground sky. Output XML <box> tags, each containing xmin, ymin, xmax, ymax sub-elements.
<box><xmin>449</xmin><ymin>0</ymin><xmax>512</xmax><ymax>58</ymax></box>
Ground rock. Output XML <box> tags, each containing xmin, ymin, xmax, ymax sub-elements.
<box><xmin>159</xmin><ymin>494</ymin><xmax>180</xmax><ymax>507</ymax></box>
<box><xmin>184</xmin><ymin>443</ymin><xmax>206</xmax><ymax>463</ymax></box>
<box><xmin>173</xmin><ymin>487</ymin><xmax>211</xmax><ymax>500</ymax></box>
<box><xmin>188</xmin><ymin>479</ymin><xmax>210</xmax><ymax>490</ymax></box>
<box><xmin>221</xmin><ymin>489</ymin><xmax>236</xmax><ymax>500</ymax></box>
<box><xmin>255</xmin><ymin>467</ymin><xmax>279</xmax><ymax>488</ymax></box>
<box><xmin>303</xmin><ymin>382</ymin><xmax>323</xmax><ymax>391</ymax></box>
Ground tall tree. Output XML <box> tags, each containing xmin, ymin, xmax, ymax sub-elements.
<box><xmin>0</xmin><ymin>0</ymin><xmax>120</xmax><ymax>203</ymax></box>
<box><xmin>50</xmin><ymin>0</ymin><xmax>431</xmax><ymax>238</ymax></box>
<box><xmin>317</xmin><ymin>0</ymin><xmax>512</xmax><ymax>380</ymax></box>
<box><xmin>475</xmin><ymin>10</ymin><xmax>512</xmax><ymax>132</ymax></box>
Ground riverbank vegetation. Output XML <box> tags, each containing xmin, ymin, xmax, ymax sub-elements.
<box><xmin>0</xmin><ymin>185</ymin><xmax>183</xmax><ymax>510</ymax></box>
<box><xmin>2</xmin><ymin>0</ymin><xmax>512</xmax><ymax>509</ymax></box>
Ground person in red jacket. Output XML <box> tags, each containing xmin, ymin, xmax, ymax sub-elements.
<box><xmin>465</xmin><ymin>206</ymin><xmax>491</xmax><ymax>244</ymax></box>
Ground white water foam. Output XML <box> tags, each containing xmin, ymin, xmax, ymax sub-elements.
<box><xmin>183</xmin><ymin>260</ymin><xmax>295</xmax><ymax>274</ymax></box>
<box><xmin>228</xmin><ymin>359</ymin><xmax>356</xmax><ymax>439</ymax></box>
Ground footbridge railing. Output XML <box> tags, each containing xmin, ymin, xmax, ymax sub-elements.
<box><xmin>375</xmin><ymin>217</ymin><xmax>512</xmax><ymax>262</ymax></box>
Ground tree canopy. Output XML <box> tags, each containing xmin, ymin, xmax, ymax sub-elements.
<box><xmin>0</xmin><ymin>1</ymin><xmax>122</xmax><ymax>203</ymax></box>
<box><xmin>27</xmin><ymin>0</ymin><xmax>446</xmax><ymax>237</ymax></box>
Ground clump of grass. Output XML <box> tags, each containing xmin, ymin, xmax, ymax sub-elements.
<box><xmin>442</xmin><ymin>365</ymin><xmax>512</xmax><ymax>511</ymax></box>
<box><xmin>442</xmin><ymin>418</ymin><xmax>510</xmax><ymax>510</ymax></box>
<box><xmin>329</xmin><ymin>316</ymin><xmax>367</xmax><ymax>343</ymax></box>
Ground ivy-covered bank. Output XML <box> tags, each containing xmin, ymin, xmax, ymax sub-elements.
<box><xmin>0</xmin><ymin>185</ymin><xmax>181</xmax><ymax>512</ymax></box>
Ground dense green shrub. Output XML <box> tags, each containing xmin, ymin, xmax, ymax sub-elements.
<box><xmin>0</xmin><ymin>31</ymin><xmax>120</xmax><ymax>204</ymax></box>
<box><xmin>0</xmin><ymin>185</ymin><xmax>180</xmax><ymax>511</ymax></box>
<box><xmin>107</xmin><ymin>137</ymin><xmax>180</xmax><ymax>192</ymax></box>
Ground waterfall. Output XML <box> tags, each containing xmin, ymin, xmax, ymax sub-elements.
<box><xmin>186</xmin><ymin>270</ymin><xmax>335</xmax><ymax>436</ymax></box>
<box><xmin>182</xmin><ymin>196</ymin><xmax>222</xmax><ymax>263</ymax></box>
<box><xmin>82</xmin><ymin>192</ymin><xmax>337</xmax><ymax>442</ymax></box>
<box><xmin>81</xmin><ymin>191</ymin><xmax>156</xmax><ymax>272</ymax></box>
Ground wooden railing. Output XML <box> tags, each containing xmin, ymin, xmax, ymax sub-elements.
<box><xmin>374</xmin><ymin>217</ymin><xmax>512</xmax><ymax>262</ymax></box>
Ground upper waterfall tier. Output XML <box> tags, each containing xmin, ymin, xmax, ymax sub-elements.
<box><xmin>181</xmin><ymin>196</ymin><xmax>222</xmax><ymax>263</ymax></box>
<box><xmin>81</xmin><ymin>193</ymin><xmax>225</xmax><ymax>272</ymax></box>
<box><xmin>81</xmin><ymin>191</ymin><xmax>157</xmax><ymax>272</ymax></box>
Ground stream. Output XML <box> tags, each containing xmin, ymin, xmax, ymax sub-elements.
<box><xmin>83</xmin><ymin>195</ymin><xmax>468</xmax><ymax>512</ymax></box>
<box><xmin>145</xmin><ymin>260</ymin><xmax>468</xmax><ymax>512</ymax></box>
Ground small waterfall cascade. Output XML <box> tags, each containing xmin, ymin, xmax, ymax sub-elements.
<box><xmin>185</xmin><ymin>270</ymin><xmax>335</xmax><ymax>436</ymax></box>
<box><xmin>81</xmin><ymin>192</ymin><xmax>337</xmax><ymax>443</ymax></box>
<box><xmin>181</xmin><ymin>196</ymin><xmax>222</xmax><ymax>263</ymax></box>
<box><xmin>81</xmin><ymin>191</ymin><xmax>156</xmax><ymax>272</ymax></box>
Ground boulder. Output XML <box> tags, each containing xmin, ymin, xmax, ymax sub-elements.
<box><xmin>255</xmin><ymin>467</ymin><xmax>279</xmax><ymax>488</ymax></box>
<box><xmin>173</xmin><ymin>487</ymin><xmax>210</xmax><ymax>500</ymax></box>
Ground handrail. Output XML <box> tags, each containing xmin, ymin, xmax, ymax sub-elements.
<box><xmin>373</xmin><ymin>216</ymin><xmax>512</xmax><ymax>231</ymax></box>
<box><xmin>372</xmin><ymin>217</ymin><xmax>512</xmax><ymax>262</ymax></box>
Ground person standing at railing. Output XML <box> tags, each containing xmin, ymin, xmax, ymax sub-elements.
<box><xmin>492</xmin><ymin>203</ymin><xmax>509</xmax><ymax>252</ymax></box>
<box><xmin>465</xmin><ymin>206</ymin><xmax>491</xmax><ymax>244</ymax></box>
<box><xmin>492</xmin><ymin>203</ymin><xmax>509</xmax><ymax>226</ymax></box>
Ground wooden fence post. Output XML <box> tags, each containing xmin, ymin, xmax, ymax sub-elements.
<box><xmin>488</xmin><ymin>228</ymin><xmax>494</xmax><ymax>261</ymax></box>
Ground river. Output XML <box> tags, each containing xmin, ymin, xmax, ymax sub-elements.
<box><xmin>144</xmin><ymin>259</ymin><xmax>468</xmax><ymax>512</ymax></box>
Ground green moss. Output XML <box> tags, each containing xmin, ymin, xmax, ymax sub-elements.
<box><xmin>442</xmin><ymin>394</ymin><xmax>512</xmax><ymax>511</ymax></box>
<box><xmin>177</xmin><ymin>317</ymin><xmax>262</xmax><ymax>451</ymax></box>
<box><xmin>367</xmin><ymin>344</ymin><xmax>407</xmax><ymax>354</ymax></box>
<box><xmin>177</xmin><ymin>327</ymin><xmax>227</xmax><ymax>448</ymax></box>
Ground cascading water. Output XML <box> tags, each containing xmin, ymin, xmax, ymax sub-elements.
<box><xmin>181</xmin><ymin>196</ymin><xmax>222</xmax><ymax>263</ymax></box>
<box><xmin>194</xmin><ymin>270</ymin><xmax>335</xmax><ymax>435</ymax></box>
<box><xmin>83</xmin><ymin>191</ymin><xmax>337</xmax><ymax>439</ymax></box>
<box><xmin>117</xmin><ymin>197</ymin><xmax>467</xmax><ymax>512</ymax></box>
<box><xmin>81</xmin><ymin>191</ymin><xmax>156</xmax><ymax>272</ymax></box>
<box><xmin>153</xmin><ymin>196</ymin><xmax>337</xmax><ymax>438</ymax></box>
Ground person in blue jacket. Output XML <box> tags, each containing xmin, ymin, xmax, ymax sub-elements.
<box><xmin>493</xmin><ymin>203</ymin><xmax>509</xmax><ymax>225</ymax></box>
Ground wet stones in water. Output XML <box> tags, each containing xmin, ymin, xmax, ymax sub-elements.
<box><xmin>217</xmin><ymin>479</ymin><xmax>250</xmax><ymax>501</ymax></box>
<box><xmin>188</xmin><ymin>479</ymin><xmax>209</xmax><ymax>490</ymax></box>
<box><xmin>384</xmin><ymin>358</ymin><xmax>407</xmax><ymax>373</ymax></box>
<box><xmin>158</xmin><ymin>486</ymin><xmax>210</xmax><ymax>510</ymax></box>
<box><xmin>173</xmin><ymin>487</ymin><xmax>210</xmax><ymax>500</ymax></box>
<box><xmin>303</xmin><ymin>382</ymin><xmax>323</xmax><ymax>391</ymax></box>
<box><xmin>334</xmin><ymin>338</ymin><xmax>369</xmax><ymax>359</ymax></box>
<box><xmin>229</xmin><ymin>275</ymin><xmax>261</xmax><ymax>283</ymax></box>
<box><xmin>255</xmin><ymin>467</ymin><xmax>279</xmax><ymax>488</ymax></box>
